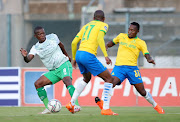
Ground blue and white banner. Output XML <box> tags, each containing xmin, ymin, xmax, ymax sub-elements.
<box><xmin>0</xmin><ymin>67</ymin><xmax>20</xmax><ymax>106</ymax></box>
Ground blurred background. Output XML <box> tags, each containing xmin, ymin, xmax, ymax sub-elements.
<box><xmin>0</xmin><ymin>0</ymin><xmax>180</xmax><ymax>68</ymax></box>
<box><xmin>0</xmin><ymin>0</ymin><xmax>180</xmax><ymax>108</ymax></box>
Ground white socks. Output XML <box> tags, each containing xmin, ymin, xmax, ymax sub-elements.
<box><xmin>71</xmin><ymin>80</ymin><xmax>87</xmax><ymax>105</ymax></box>
<box><xmin>102</xmin><ymin>82</ymin><xmax>113</xmax><ymax>110</ymax></box>
<box><xmin>144</xmin><ymin>90</ymin><xmax>157</xmax><ymax>107</ymax></box>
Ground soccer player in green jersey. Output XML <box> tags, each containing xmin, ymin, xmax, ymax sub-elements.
<box><xmin>96</xmin><ymin>22</ymin><xmax>165</xmax><ymax>114</ymax></box>
<box><xmin>20</xmin><ymin>26</ymin><xmax>80</xmax><ymax>114</ymax></box>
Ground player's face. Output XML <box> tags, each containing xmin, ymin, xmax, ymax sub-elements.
<box><xmin>34</xmin><ymin>29</ymin><xmax>46</xmax><ymax>43</ymax></box>
<box><xmin>128</xmin><ymin>24</ymin><xmax>139</xmax><ymax>38</ymax></box>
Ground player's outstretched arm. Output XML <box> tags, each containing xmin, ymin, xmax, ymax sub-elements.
<box><xmin>106</xmin><ymin>41</ymin><xmax>115</xmax><ymax>50</ymax></box>
<box><xmin>145</xmin><ymin>54</ymin><xmax>155</xmax><ymax>65</ymax></box>
<box><xmin>59</xmin><ymin>42</ymin><xmax>71</xmax><ymax>62</ymax></box>
<box><xmin>20</xmin><ymin>48</ymin><xmax>34</xmax><ymax>63</ymax></box>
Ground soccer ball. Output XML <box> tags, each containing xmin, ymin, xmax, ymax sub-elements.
<box><xmin>48</xmin><ymin>99</ymin><xmax>62</xmax><ymax>113</ymax></box>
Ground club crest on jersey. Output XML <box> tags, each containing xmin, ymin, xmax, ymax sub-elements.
<box><xmin>104</xmin><ymin>26</ymin><xmax>107</xmax><ymax>31</ymax></box>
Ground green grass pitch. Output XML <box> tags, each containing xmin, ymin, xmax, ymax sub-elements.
<box><xmin>0</xmin><ymin>107</ymin><xmax>180</xmax><ymax>122</ymax></box>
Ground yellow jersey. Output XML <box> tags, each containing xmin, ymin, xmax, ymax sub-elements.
<box><xmin>113</xmin><ymin>33</ymin><xmax>149</xmax><ymax>66</ymax></box>
<box><xmin>76</xmin><ymin>20</ymin><xmax>108</xmax><ymax>56</ymax></box>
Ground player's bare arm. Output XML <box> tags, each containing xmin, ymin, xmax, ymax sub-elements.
<box><xmin>106</xmin><ymin>41</ymin><xmax>115</xmax><ymax>50</ymax></box>
<box><xmin>145</xmin><ymin>54</ymin><xmax>155</xmax><ymax>65</ymax></box>
<box><xmin>20</xmin><ymin>48</ymin><xmax>34</xmax><ymax>63</ymax></box>
<box><xmin>58</xmin><ymin>42</ymin><xmax>71</xmax><ymax>62</ymax></box>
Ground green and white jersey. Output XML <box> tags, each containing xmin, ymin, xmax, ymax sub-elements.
<box><xmin>29</xmin><ymin>33</ymin><xmax>69</xmax><ymax>70</ymax></box>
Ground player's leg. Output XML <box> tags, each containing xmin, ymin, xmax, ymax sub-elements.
<box><xmin>62</xmin><ymin>76</ymin><xmax>81</xmax><ymax>112</ymax></box>
<box><xmin>97</xmin><ymin>69</ymin><xmax>118</xmax><ymax>115</ymax></box>
<box><xmin>96</xmin><ymin>66</ymin><xmax>126</xmax><ymax>112</ymax></box>
<box><xmin>134</xmin><ymin>83</ymin><xmax>165</xmax><ymax>114</ymax></box>
<box><xmin>127</xmin><ymin>66</ymin><xmax>165</xmax><ymax>114</ymax></box>
<box><xmin>79</xmin><ymin>52</ymin><xmax>116</xmax><ymax>115</ymax></box>
<box><xmin>95</xmin><ymin>76</ymin><xmax>121</xmax><ymax>110</ymax></box>
<box><xmin>66</xmin><ymin>72</ymin><xmax>91</xmax><ymax>113</ymax></box>
<box><xmin>59</xmin><ymin>61</ymin><xmax>80</xmax><ymax>106</ymax></box>
<box><xmin>34</xmin><ymin>75</ymin><xmax>53</xmax><ymax>114</ymax></box>
<box><xmin>71</xmin><ymin>72</ymin><xmax>91</xmax><ymax>104</ymax></box>
<box><xmin>97</xmin><ymin>69</ymin><xmax>113</xmax><ymax>108</ymax></box>
<box><xmin>66</xmin><ymin>51</ymin><xmax>91</xmax><ymax>113</ymax></box>
<box><xmin>63</xmin><ymin>76</ymin><xmax>79</xmax><ymax>106</ymax></box>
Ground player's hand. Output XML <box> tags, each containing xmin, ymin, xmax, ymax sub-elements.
<box><xmin>72</xmin><ymin>60</ymin><xmax>77</xmax><ymax>69</ymax></box>
<box><xmin>148</xmin><ymin>59</ymin><xmax>156</xmax><ymax>65</ymax></box>
<box><xmin>105</xmin><ymin>57</ymin><xmax>112</xmax><ymax>65</ymax></box>
<box><xmin>20</xmin><ymin>48</ymin><xmax>28</xmax><ymax>57</ymax></box>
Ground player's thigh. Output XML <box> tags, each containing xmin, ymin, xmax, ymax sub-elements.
<box><xmin>35</xmin><ymin>75</ymin><xmax>53</xmax><ymax>88</ymax></box>
<box><xmin>44</xmin><ymin>70</ymin><xmax>60</xmax><ymax>85</ymax></box>
<box><xmin>111</xmin><ymin>66</ymin><xmax>127</xmax><ymax>85</ymax></box>
<box><xmin>126</xmin><ymin>66</ymin><xmax>143</xmax><ymax>85</ymax></box>
<box><xmin>76</xmin><ymin>51</ymin><xmax>106</xmax><ymax>76</ymax></box>
<box><xmin>85</xmin><ymin>54</ymin><xmax>107</xmax><ymax>76</ymax></box>
<box><xmin>75</xmin><ymin>51</ymin><xmax>89</xmax><ymax>74</ymax></box>
<box><xmin>55</xmin><ymin>61</ymin><xmax>73</xmax><ymax>83</ymax></box>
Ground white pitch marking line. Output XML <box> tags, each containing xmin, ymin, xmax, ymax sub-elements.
<box><xmin>166</xmin><ymin>113</ymin><xmax>180</xmax><ymax>114</ymax></box>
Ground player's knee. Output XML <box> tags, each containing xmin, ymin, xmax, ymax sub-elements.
<box><xmin>139</xmin><ymin>90</ymin><xmax>146</xmax><ymax>96</ymax></box>
<box><xmin>63</xmin><ymin>77</ymin><xmax>72</xmax><ymax>87</ymax></box>
<box><xmin>83</xmin><ymin>78</ymin><xmax>90</xmax><ymax>83</ymax></box>
<box><xmin>105</xmin><ymin>76</ymin><xmax>114</xmax><ymax>83</ymax></box>
<box><xmin>34</xmin><ymin>81</ymin><xmax>41</xmax><ymax>89</ymax></box>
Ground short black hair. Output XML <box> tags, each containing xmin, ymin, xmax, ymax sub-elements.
<box><xmin>34</xmin><ymin>26</ymin><xmax>44</xmax><ymax>34</ymax></box>
<box><xmin>94</xmin><ymin>10</ymin><xmax>105</xmax><ymax>20</ymax></box>
<box><xmin>130</xmin><ymin>22</ymin><xmax>140</xmax><ymax>30</ymax></box>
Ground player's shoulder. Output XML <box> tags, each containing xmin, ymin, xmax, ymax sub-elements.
<box><xmin>136</xmin><ymin>37</ymin><xmax>147</xmax><ymax>44</ymax></box>
<box><xmin>118</xmin><ymin>33</ymin><xmax>127</xmax><ymax>37</ymax></box>
<box><xmin>100</xmin><ymin>21</ymin><xmax>108</xmax><ymax>28</ymax></box>
<box><xmin>46</xmin><ymin>33</ymin><xmax>57</xmax><ymax>38</ymax></box>
<box><xmin>97</xmin><ymin>21</ymin><xmax>108</xmax><ymax>31</ymax></box>
<box><xmin>137</xmin><ymin>37</ymin><xmax>145</xmax><ymax>42</ymax></box>
<box><xmin>46</xmin><ymin>33</ymin><xmax>59</xmax><ymax>41</ymax></box>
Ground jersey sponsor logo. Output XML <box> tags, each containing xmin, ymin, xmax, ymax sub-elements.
<box><xmin>104</xmin><ymin>26</ymin><xmax>107</xmax><ymax>31</ymax></box>
<box><xmin>120</xmin><ymin>42</ymin><xmax>136</xmax><ymax>49</ymax></box>
<box><xmin>131</xmin><ymin>40</ymin><xmax>136</xmax><ymax>43</ymax></box>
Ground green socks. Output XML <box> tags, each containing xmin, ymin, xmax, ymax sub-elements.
<box><xmin>67</xmin><ymin>85</ymin><xmax>79</xmax><ymax>106</ymax></box>
<box><xmin>36</xmin><ymin>85</ymin><xmax>80</xmax><ymax>108</ymax></box>
<box><xmin>36</xmin><ymin>87</ymin><xmax>49</xmax><ymax>109</ymax></box>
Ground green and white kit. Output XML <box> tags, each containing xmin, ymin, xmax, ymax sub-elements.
<box><xmin>29</xmin><ymin>33</ymin><xmax>71</xmax><ymax>83</ymax></box>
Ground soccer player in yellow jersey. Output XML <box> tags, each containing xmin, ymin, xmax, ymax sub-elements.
<box><xmin>96</xmin><ymin>22</ymin><xmax>165</xmax><ymax>114</ymax></box>
<box><xmin>66</xmin><ymin>10</ymin><xmax>118</xmax><ymax>115</ymax></box>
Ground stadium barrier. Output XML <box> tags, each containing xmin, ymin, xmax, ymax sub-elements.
<box><xmin>0</xmin><ymin>67</ymin><xmax>21</xmax><ymax>106</ymax></box>
<box><xmin>21</xmin><ymin>68</ymin><xmax>180</xmax><ymax>107</ymax></box>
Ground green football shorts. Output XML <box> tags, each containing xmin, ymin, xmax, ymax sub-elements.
<box><xmin>44</xmin><ymin>61</ymin><xmax>72</xmax><ymax>84</ymax></box>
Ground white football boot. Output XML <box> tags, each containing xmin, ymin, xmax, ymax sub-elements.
<box><xmin>39</xmin><ymin>108</ymin><xmax>51</xmax><ymax>114</ymax></box>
